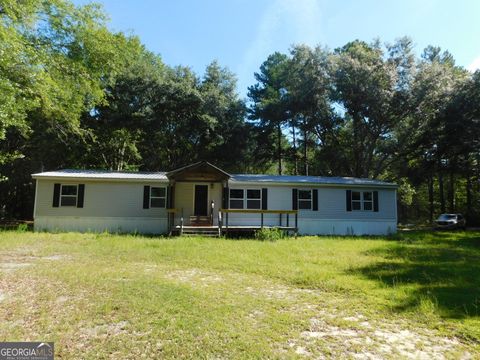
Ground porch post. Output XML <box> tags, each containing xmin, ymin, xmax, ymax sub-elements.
<box><xmin>166</xmin><ymin>180</ymin><xmax>176</xmax><ymax>233</ymax></box>
<box><xmin>223</xmin><ymin>179</ymin><xmax>229</xmax><ymax>234</ymax></box>
<box><xmin>294</xmin><ymin>211</ymin><xmax>298</xmax><ymax>238</ymax></box>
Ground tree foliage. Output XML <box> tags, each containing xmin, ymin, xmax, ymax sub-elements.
<box><xmin>1</xmin><ymin>0</ymin><xmax>479</xmax><ymax>225</ymax></box>
<box><xmin>248</xmin><ymin>39</ymin><xmax>480</xmax><ymax>224</ymax></box>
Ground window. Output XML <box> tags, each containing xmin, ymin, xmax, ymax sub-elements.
<box><xmin>150</xmin><ymin>187</ymin><xmax>166</xmax><ymax>208</ymax></box>
<box><xmin>229</xmin><ymin>189</ymin><xmax>244</xmax><ymax>209</ymax></box>
<box><xmin>298</xmin><ymin>189</ymin><xmax>312</xmax><ymax>210</ymax></box>
<box><xmin>351</xmin><ymin>191</ymin><xmax>361</xmax><ymax>210</ymax></box>
<box><xmin>229</xmin><ymin>189</ymin><xmax>262</xmax><ymax>209</ymax></box>
<box><xmin>246</xmin><ymin>189</ymin><xmax>261</xmax><ymax>209</ymax></box>
<box><xmin>352</xmin><ymin>191</ymin><xmax>373</xmax><ymax>211</ymax></box>
<box><xmin>60</xmin><ymin>185</ymin><xmax>77</xmax><ymax>207</ymax></box>
<box><xmin>363</xmin><ymin>191</ymin><xmax>373</xmax><ymax>211</ymax></box>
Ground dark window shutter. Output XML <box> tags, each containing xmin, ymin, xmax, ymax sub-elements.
<box><xmin>312</xmin><ymin>189</ymin><xmax>318</xmax><ymax>211</ymax></box>
<box><xmin>346</xmin><ymin>190</ymin><xmax>352</xmax><ymax>211</ymax></box>
<box><xmin>77</xmin><ymin>184</ymin><xmax>85</xmax><ymax>208</ymax></box>
<box><xmin>222</xmin><ymin>187</ymin><xmax>229</xmax><ymax>209</ymax></box>
<box><xmin>143</xmin><ymin>186</ymin><xmax>150</xmax><ymax>209</ymax></box>
<box><xmin>261</xmin><ymin>188</ymin><xmax>268</xmax><ymax>210</ymax></box>
<box><xmin>53</xmin><ymin>183</ymin><xmax>61</xmax><ymax>207</ymax></box>
<box><xmin>373</xmin><ymin>191</ymin><xmax>379</xmax><ymax>212</ymax></box>
<box><xmin>292</xmin><ymin>189</ymin><xmax>298</xmax><ymax>210</ymax></box>
<box><xmin>167</xmin><ymin>186</ymin><xmax>172</xmax><ymax>208</ymax></box>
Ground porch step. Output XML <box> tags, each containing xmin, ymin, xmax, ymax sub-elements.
<box><xmin>189</xmin><ymin>216</ymin><xmax>211</xmax><ymax>226</ymax></box>
<box><xmin>175</xmin><ymin>225</ymin><xmax>221</xmax><ymax>237</ymax></box>
<box><xmin>182</xmin><ymin>233</ymin><xmax>219</xmax><ymax>237</ymax></box>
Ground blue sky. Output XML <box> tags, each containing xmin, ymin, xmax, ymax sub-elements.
<box><xmin>74</xmin><ymin>0</ymin><xmax>480</xmax><ymax>97</ymax></box>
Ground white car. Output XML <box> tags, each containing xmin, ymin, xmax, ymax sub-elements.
<box><xmin>434</xmin><ymin>214</ymin><xmax>466</xmax><ymax>230</ymax></box>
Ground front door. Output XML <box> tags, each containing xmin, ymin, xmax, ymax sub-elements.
<box><xmin>194</xmin><ymin>185</ymin><xmax>208</xmax><ymax>216</ymax></box>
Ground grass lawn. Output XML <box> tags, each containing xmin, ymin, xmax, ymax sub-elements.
<box><xmin>0</xmin><ymin>230</ymin><xmax>479</xmax><ymax>358</ymax></box>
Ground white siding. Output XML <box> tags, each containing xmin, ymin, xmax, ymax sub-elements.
<box><xmin>34</xmin><ymin>178</ymin><xmax>397</xmax><ymax>235</ymax></box>
<box><xmin>296</xmin><ymin>219</ymin><xmax>397</xmax><ymax>236</ymax></box>
<box><xmin>34</xmin><ymin>179</ymin><xmax>169</xmax><ymax>234</ymax></box>
<box><xmin>226</xmin><ymin>184</ymin><xmax>397</xmax><ymax>235</ymax></box>
<box><xmin>35</xmin><ymin>216</ymin><xmax>168</xmax><ymax>234</ymax></box>
<box><xmin>225</xmin><ymin>185</ymin><xmax>279</xmax><ymax>226</ymax></box>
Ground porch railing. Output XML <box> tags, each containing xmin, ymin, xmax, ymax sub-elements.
<box><xmin>219</xmin><ymin>209</ymin><xmax>298</xmax><ymax>236</ymax></box>
<box><xmin>168</xmin><ymin>208</ymin><xmax>298</xmax><ymax>237</ymax></box>
<box><xmin>167</xmin><ymin>208</ymin><xmax>183</xmax><ymax>235</ymax></box>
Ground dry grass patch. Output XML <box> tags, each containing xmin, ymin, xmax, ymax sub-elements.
<box><xmin>0</xmin><ymin>230</ymin><xmax>479</xmax><ymax>358</ymax></box>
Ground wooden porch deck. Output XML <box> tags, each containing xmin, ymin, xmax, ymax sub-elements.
<box><xmin>171</xmin><ymin>225</ymin><xmax>298</xmax><ymax>237</ymax></box>
<box><xmin>168</xmin><ymin>209</ymin><xmax>299</xmax><ymax>237</ymax></box>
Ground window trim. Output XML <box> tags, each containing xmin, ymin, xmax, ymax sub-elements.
<box><xmin>229</xmin><ymin>188</ymin><xmax>262</xmax><ymax>210</ymax></box>
<box><xmin>60</xmin><ymin>184</ymin><xmax>78</xmax><ymax>207</ymax></box>
<box><xmin>150</xmin><ymin>186</ymin><xmax>167</xmax><ymax>208</ymax></box>
<box><xmin>297</xmin><ymin>189</ymin><xmax>313</xmax><ymax>210</ymax></box>
<box><xmin>351</xmin><ymin>191</ymin><xmax>374</xmax><ymax>212</ymax></box>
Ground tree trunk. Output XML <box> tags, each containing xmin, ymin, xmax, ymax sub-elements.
<box><xmin>466</xmin><ymin>176</ymin><xmax>472</xmax><ymax>219</ymax></box>
<box><xmin>466</xmin><ymin>159</ymin><xmax>472</xmax><ymax>223</ymax></box>
<box><xmin>277</xmin><ymin>123</ymin><xmax>282</xmax><ymax>175</ymax></box>
<box><xmin>438</xmin><ymin>171</ymin><xmax>445</xmax><ymax>213</ymax></box>
<box><xmin>292</xmin><ymin>123</ymin><xmax>298</xmax><ymax>175</ymax></box>
<box><xmin>428</xmin><ymin>176</ymin><xmax>434</xmax><ymax>224</ymax></box>
<box><xmin>448</xmin><ymin>169</ymin><xmax>455</xmax><ymax>213</ymax></box>
<box><xmin>352</xmin><ymin>114</ymin><xmax>361</xmax><ymax>177</ymax></box>
<box><xmin>303</xmin><ymin>128</ymin><xmax>308</xmax><ymax>176</ymax></box>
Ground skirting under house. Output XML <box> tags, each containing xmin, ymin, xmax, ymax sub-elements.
<box><xmin>32</xmin><ymin>161</ymin><xmax>397</xmax><ymax>236</ymax></box>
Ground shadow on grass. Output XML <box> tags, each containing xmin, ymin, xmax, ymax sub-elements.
<box><xmin>353</xmin><ymin>231</ymin><xmax>480</xmax><ymax>319</ymax></box>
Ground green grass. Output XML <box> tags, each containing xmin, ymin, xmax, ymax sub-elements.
<box><xmin>0</xmin><ymin>230</ymin><xmax>479</xmax><ymax>358</ymax></box>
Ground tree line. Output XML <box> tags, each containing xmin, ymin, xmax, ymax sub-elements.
<box><xmin>1</xmin><ymin>0</ymin><xmax>479</xmax><ymax>224</ymax></box>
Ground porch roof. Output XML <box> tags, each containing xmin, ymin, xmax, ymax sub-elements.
<box><xmin>166</xmin><ymin>161</ymin><xmax>230</xmax><ymax>182</ymax></box>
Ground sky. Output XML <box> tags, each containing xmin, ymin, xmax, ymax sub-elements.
<box><xmin>74</xmin><ymin>0</ymin><xmax>480</xmax><ymax>98</ymax></box>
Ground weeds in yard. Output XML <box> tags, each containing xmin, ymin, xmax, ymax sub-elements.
<box><xmin>16</xmin><ymin>223</ymin><xmax>29</xmax><ymax>232</ymax></box>
<box><xmin>254</xmin><ymin>227</ymin><xmax>286</xmax><ymax>241</ymax></box>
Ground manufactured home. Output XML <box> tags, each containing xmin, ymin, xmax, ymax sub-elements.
<box><xmin>32</xmin><ymin>161</ymin><xmax>397</xmax><ymax>235</ymax></box>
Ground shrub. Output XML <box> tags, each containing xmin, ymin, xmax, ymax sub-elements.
<box><xmin>254</xmin><ymin>227</ymin><xmax>285</xmax><ymax>241</ymax></box>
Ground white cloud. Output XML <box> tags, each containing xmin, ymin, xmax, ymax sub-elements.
<box><xmin>237</xmin><ymin>0</ymin><xmax>323</xmax><ymax>96</ymax></box>
<box><xmin>467</xmin><ymin>56</ymin><xmax>480</xmax><ymax>72</ymax></box>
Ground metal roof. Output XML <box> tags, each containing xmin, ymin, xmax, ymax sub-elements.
<box><xmin>31</xmin><ymin>169</ymin><xmax>396</xmax><ymax>187</ymax></box>
<box><xmin>32</xmin><ymin>169</ymin><xmax>168</xmax><ymax>181</ymax></box>
<box><xmin>230</xmin><ymin>174</ymin><xmax>396</xmax><ymax>187</ymax></box>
